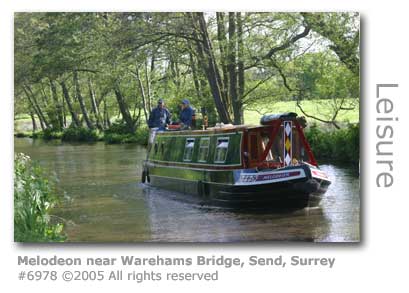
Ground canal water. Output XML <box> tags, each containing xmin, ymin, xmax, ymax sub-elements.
<box><xmin>14</xmin><ymin>138</ymin><xmax>360</xmax><ymax>242</ymax></box>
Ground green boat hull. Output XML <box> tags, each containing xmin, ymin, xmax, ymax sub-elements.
<box><xmin>144</xmin><ymin>163</ymin><xmax>330</xmax><ymax>209</ymax></box>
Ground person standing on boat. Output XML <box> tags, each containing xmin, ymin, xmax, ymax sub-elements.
<box><xmin>148</xmin><ymin>98</ymin><xmax>171</xmax><ymax>130</ymax></box>
<box><xmin>179</xmin><ymin>99</ymin><xmax>194</xmax><ymax>130</ymax></box>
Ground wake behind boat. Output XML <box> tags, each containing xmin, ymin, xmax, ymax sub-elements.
<box><xmin>142</xmin><ymin>112</ymin><xmax>331</xmax><ymax>209</ymax></box>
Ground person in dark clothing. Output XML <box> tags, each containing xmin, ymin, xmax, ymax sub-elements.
<box><xmin>148</xmin><ymin>99</ymin><xmax>171</xmax><ymax>130</ymax></box>
<box><xmin>179</xmin><ymin>99</ymin><xmax>194</xmax><ymax>129</ymax></box>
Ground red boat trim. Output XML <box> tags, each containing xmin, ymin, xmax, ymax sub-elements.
<box><xmin>311</xmin><ymin>169</ymin><xmax>330</xmax><ymax>181</ymax></box>
<box><xmin>294</xmin><ymin>122</ymin><xmax>318</xmax><ymax>167</ymax></box>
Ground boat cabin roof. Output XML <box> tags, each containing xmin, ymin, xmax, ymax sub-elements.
<box><xmin>157</xmin><ymin>124</ymin><xmax>264</xmax><ymax>136</ymax></box>
<box><xmin>156</xmin><ymin>112</ymin><xmax>302</xmax><ymax>136</ymax></box>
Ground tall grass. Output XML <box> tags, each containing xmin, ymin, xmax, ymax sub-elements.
<box><xmin>14</xmin><ymin>153</ymin><xmax>66</xmax><ymax>242</ymax></box>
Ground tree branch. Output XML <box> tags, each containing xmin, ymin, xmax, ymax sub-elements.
<box><xmin>264</xmin><ymin>25</ymin><xmax>311</xmax><ymax>59</ymax></box>
<box><xmin>296</xmin><ymin>99</ymin><xmax>340</xmax><ymax>129</ymax></box>
<box><xmin>242</xmin><ymin>73</ymin><xmax>276</xmax><ymax>103</ymax></box>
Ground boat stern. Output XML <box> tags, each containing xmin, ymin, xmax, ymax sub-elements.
<box><xmin>223</xmin><ymin>163</ymin><xmax>331</xmax><ymax>208</ymax></box>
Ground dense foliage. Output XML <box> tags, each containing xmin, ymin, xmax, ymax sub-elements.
<box><xmin>15</xmin><ymin>12</ymin><xmax>359</xmax><ymax>134</ymax></box>
<box><xmin>305</xmin><ymin>123</ymin><xmax>359</xmax><ymax>163</ymax></box>
<box><xmin>103</xmin><ymin>121</ymin><xmax>149</xmax><ymax>144</ymax></box>
<box><xmin>14</xmin><ymin>153</ymin><xmax>66</xmax><ymax>242</ymax></box>
<box><xmin>61</xmin><ymin>127</ymin><xmax>99</xmax><ymax>142</ymax></box>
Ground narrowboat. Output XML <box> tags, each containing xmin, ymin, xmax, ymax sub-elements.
<box><xmin>142</xmin><ymin>113</ymin><xmax>331</xmax><ymax>209</ymax></box>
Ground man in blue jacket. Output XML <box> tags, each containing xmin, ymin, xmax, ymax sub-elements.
<box><xmin>148</xmin><ymin>98</ymin><xmax>171</xmax><ymax>130</ymax></box>
<box><xmin>179</xmin><ymin>99</ymin><xmax>194</xmax><ymax>129</ymax></box>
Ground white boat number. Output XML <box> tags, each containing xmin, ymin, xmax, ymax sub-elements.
<box><xmin>240</xmin><ymin>175</ymin><xmax>257</xmax><ymax>183</ymax></box>
<box><xmin>237</xmin><ymin>170</ymin><xmax>304</xmax><ymax>185</ymax></box>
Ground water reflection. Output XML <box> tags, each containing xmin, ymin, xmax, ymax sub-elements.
<box><xmin>143</xmin><ymin>186</ymin><xmax>332</xmax><ymax>242</ymax></box>
<box><xmin>14</xmin><ymin>138</ymin><xmax>360</xmax><ymax>242</ymax></box>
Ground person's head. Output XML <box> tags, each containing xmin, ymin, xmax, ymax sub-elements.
<box><xmin>157</xmin><ymin>98</ymin><xmax>164</xmax><ymax>109</ymax></box>
<box><xmin>181</xmin><ymin>99</ymin><xmax>189</xmax><ymax>110</ymax></box>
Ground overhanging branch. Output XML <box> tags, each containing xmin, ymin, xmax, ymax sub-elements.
<box><xmin>264</xmin><ymin>25</ymin><xmax>311</xmax><ymax>59</ymax></box>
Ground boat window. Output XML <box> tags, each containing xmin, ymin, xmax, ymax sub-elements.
<box><xmin>198</xmin><ymin>137</ymin><xmax>210</xmax><ymax>162</ymax></box>
<box><xmin>160</xmin><ymin>142</ymin><xmax>164</xmax><ymax>153</ymax></box>
<box><xmin>214</xmin><ymin>137</ymin><xmax>229</xmax><ymax>163</ymax></box>
<box><xmin>183</xmin><ymin>138</ymin><xmax>195</xmax><ymax>162</ymax></box>
<box><xmin>262</xmin><ymin>128</ymin><xmax>283</xmax><ymax>163</ymax></box>
<box><xmin>261</xmin><ymin>135</ymin><xmax>273</xmax><ymax>161</ymax></box>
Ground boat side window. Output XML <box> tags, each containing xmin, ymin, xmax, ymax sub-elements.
<box><xmin>154</xmin><ymin>142</ymin><xmax>158</xmax><ymax>154</ymax></box>
<box><xmin>261</xmin><ymin>135</ymin><xmax>273</xmax><ymax>161</ymax></box>
<box><xmin>160</xmin><ymin>142</ymin><xmax>165</xmax><ymax>153</ymax></box>
<box><xmin>183</xmin><ymin>138</ymin><xmax>195</xmax><ymax>162</ymax></box>
<box><xmin>198</xmin><ymin>137</ymin><xmax>210</xmax><ymax>162</ymax></box>
<box><xmin>266</xmin><ymin>129</ymin><xmax>283</xmax><ymax>163</ymax></box>
<box><xmin>214</xmin><ymin>137</ymin><xmax>229</xmax><ymax>163</ymax></box>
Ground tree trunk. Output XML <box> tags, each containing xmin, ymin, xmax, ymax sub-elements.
<box><xmin>61</xmin><ymin>87</ymin><xmax>67</xmax><ymax>127</ymax></box>
<box><xmin>134</xmin><ymin>106</ymin><xmax>142</xmax><ymax>127</ymax></box>
<box><xmin>50</xmin><ymin>79</ymin><xmax>64</xmax><ymax>130</ymax></box>
<box><xmin>40</xmin><ymin>86</ymin><xmax>60</xmax><ymax>130</ymax></box>
<box><xmin>169</xmin><ymin>54</ymin><xmax>181</xmax><ymax>91</ymax></box>
<box><xmin>60</xmin><ymin>80</ymin><xmax>81</xmax><ymax>127</ymax></box>
<box><xmin>114</xmin><ymin>83</ymin><xmax>135</xmax><ymax>133</ymax></box>
<box><xmin>22</xmin><ymin>85</ymin><xmax>44</xmax><ymax>131</ymax></box>
<box><xmin>192</xmin><ymin>12</ymin><xmax>231</xmax><ymax>124</ymax></box>
<box><xmin>103</xmin><ymin>96</ymin><xmax>111</xmax><ymax>128</ymax></box>
<box><xmin>228</xmin><ymin>12</ymin><xmax>242</xmax><ymax>125</ymax></box>
<box><xmin>145</xmin><ymin>58</ymin><xmax>152</xmax><ymax>112</ymax></box>
<box><xmin>135</xmin><ymin>68</ymin><xmax>150</xmax><ymax>125</ymax></box>
<box><xmin>23</xmin><ymin>87</ymin><xmax>44</xmax><ymax>130</ymax></box>
<box><xmin>23</xmin><ymin>85</ymin><xmax>49</xmax><ymax>129</ymax></box>
<box><xmin>40</xmin><ymin>83</ymin><xmax>49</xmax><ymax>105</ymax></box>
<box><xmin>188</xmin><ymin>50</ymin><xmax>203</xmax><ymax>100</ymax></box>
<box><xmin>88</xmin><ymin>78</ymin><xmax>103</xmax><ymax>130</ymax></box>
<box><xmin>73</xmin><ymin>71</ymin><xmax>93</xmax><ymax>129</ymax></box>
<box><xmin>237</xmin><ymin>12</ymin><xmax>245</xmax><ymax>124</ymax></box>
<box><xmin>216</xmin><ymin>12</ymin><xmax>230</xmax><ymax>108</ymax></box>
<box><xmin>29</xmin><ymin>110</ymin><xmax>37</xmax><ymax>132</ymax></box>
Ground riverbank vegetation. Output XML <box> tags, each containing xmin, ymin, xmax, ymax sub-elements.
<box><xmin>15</xmin><ymin>122</ymin><xmax>150</xmax><ymax>145</ymax></box>
<box><xmin>14</xmin><ymin>153</ymin><xmax>66</xmax><ymax>242</ymax></box>
<box><xmin>305</xmin><ymin>123</ymin><xmax>359</xmax><ymax>163</ymax></box>
<box><xmin>14</xmin><ymin>12</ymin><xmax>359</xmax><ymax>157</ymax></box>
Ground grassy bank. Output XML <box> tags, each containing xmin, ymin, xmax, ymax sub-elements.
<box><xmin>14</xmin><ymin>153</ymin><xmax>66</xmax><ymax>242</ymax></box>
<box><xmin>15</xmin><ymin>123</ymin><xmax>150</xmax><ymax>145</ymax></box>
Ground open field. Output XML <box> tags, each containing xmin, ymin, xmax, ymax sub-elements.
<box><xmin>244</xmin><ymin>99</ymin><xmax>359</xmax><ymax>126</ymax></box>
<box><xmin>15</xmin><ymin>99</ymin><xmax>359</xmax><ymax>133</ymax></box>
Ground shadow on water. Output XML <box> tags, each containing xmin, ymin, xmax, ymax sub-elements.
<box><xmin>14</xmin><ymin>137</ymin><xmax>360</xmax><ymax>243</ymax></box>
